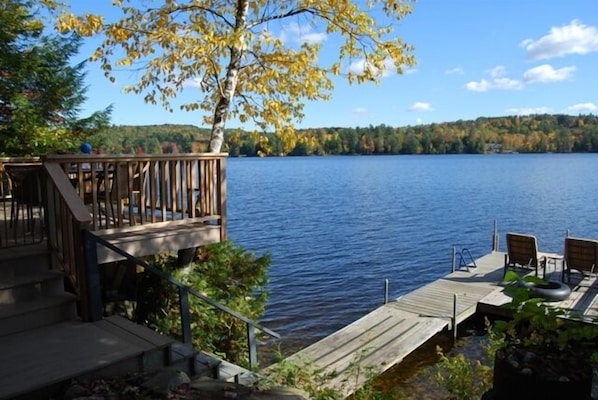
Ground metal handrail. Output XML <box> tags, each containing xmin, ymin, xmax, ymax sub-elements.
<box><xmin>83</xmin><ymin>230</ymin><xmax>279</xmax><ymax>368</ymax></box>
<box><xmin>452</xmin><ymin>247</ymin><xmax>478</xmax><ymax>272</ymax></box>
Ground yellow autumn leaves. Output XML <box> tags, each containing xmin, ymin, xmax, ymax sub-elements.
<box><xmin>47</xmin><ymin>0</ymin><xmax>416</xmax><ymax>151</ymax></box>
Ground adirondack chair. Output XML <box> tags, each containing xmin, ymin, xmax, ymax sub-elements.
<box><xmin>562</xmin><ymin>237</ymin><xmax>598</xmax><ymax>283</ymax></box>
<box><xmin>504</xmin><ymin>232</ymin><xmax>544</xmax><ymax>277</ymax></box>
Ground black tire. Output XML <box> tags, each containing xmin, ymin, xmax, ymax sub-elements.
<box><xmin>519</xmin><ymin>280</ymin><xmax>571</xmax><ymax>301</ymax></box>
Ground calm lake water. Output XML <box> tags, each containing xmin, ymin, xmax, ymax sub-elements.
<box><xmin>226</xmin><ymin>154</ymin><xmax>598</xmax><ymax>351</ymax></box>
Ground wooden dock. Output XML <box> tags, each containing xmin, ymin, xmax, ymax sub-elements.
<box><xmin>281</xmin><ymin>251</ymin><xmax>598</xmax><ymax>398</ymax></box>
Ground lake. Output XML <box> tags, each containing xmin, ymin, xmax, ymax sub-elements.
<box><xmin>226</xmin><ymin>154</ymin><xmax>598</xmax><ymax>351</ymax></box>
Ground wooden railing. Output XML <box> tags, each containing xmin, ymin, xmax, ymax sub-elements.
<box><xmin>44</xmin><ymin>162</ymin><xmax>94</xmax><ymax>319</ymax></box>
<box><xmin>44</xmin><ymin>154</ymin><xmax>227</xmax><ymax>238</ymax></box>
<box><xmin>41</xmin><ymin>153</ymin><xmax>227</xmax><ymax>320</ymax></box>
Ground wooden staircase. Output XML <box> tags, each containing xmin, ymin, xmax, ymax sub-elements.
<box><xmin>0</xmin><ymin>245</ymin><xmax>77</xmax><ymax>337</ymax></box>
<box><xmin>0</xmin><ymin>245</ymin><xmax>254</xmax><ymax>399</ymax></box>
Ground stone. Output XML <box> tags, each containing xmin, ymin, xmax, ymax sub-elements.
<box><xmin>142</xmin><ymin>368</ymin><xmax>191</xmax><ymax>396</ymax></box>
<box><xmin>520</xmin><ymin>367</ymin><xmax>533</xmax><ymax>376</ymax></box>
<box><xmin>63</xmin><ymin>383</ymin><xmax>90</xmax><ymax>400</ymax></box>
<box><xmin>506</xmin><ymin>354</ymin><xmax>519</xmax><ymax>369</ymax></box>
<box><xmin>250</xmin><ymin>386</ymin><xmax>309</xmax><ymax>399</ymax></box>
<box><xmin>522</xmin><ymin>351</ymin><xmax>536</xmax><ymax>364</ymax></box>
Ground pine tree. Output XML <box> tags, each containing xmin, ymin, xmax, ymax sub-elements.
<box><xmin>0</xmin><ymin>0</ymin><xmax>111</xmax><ymax>156</ymax></box>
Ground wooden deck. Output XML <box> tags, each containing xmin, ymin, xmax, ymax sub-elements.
<box><xmin>283</xmin><ymin>251</ymin><xmax>598</xmax><ymax>398</ymax></box>
<box><xmin>94</xmin><ymin>218</ymin><xmax>222</xmax><ymax>264</ymax></box>
<box><xmin>0</xmin><ymin>315</ymin><xmax>174</xmax><ymax>399</ymax></box>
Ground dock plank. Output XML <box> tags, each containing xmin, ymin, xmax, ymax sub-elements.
<box><xmin>286</xmin><ymin>307</ymin><xmax>417</xmax><ymax>363</ymax></box>
<box><xmin>326</xmin><ymin>317</ymin><xmax>448</xmax><ymax>394</ymax></box>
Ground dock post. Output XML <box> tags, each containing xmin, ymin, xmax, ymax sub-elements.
<box><xmin>566</xmin><ymin>229</ymin><xmax>570</xmax><ymax>237</ymax></box>
<box><xmin>452</xmin><ymin>294</ymin><xmax>458</xmax><ymax>345</ymax></box>
<box><xmin>452</xmin><ymin>247</ymin><xmax>457</xmax><ymax>272</ymax></box>
<box><xmin>492</xmin><ymin>220</ymin><xmax>499</xmax><ymax>252</ymax></box>
<box><xmin>384</xmin><ymin>279</ymin><xmax>389</xmax><ymax>304</ymax></box>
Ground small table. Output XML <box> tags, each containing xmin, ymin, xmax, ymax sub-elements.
<box><xmin>538</xmin><ymin>252</ymin><xmax>564</xmax><ymax>279</ymax></box>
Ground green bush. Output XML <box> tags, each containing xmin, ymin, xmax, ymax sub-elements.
<box><xmin>134</xmin><ymin>240</ymin><xmax>271</xmax><ymax>367</ymax></box>
<box><xmin>435</xmin><ymin>344</ymin><xmax>492</xmax><ymax>400</ymax></box>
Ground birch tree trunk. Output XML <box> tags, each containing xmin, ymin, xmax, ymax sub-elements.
<box><xmin>177</xmin><ymin>0</ymin><xmax>249</xmax><ymax>266</ymax></box>
<box><xmin>209</xmin><ymin>0</ymin><xmax>249</xmax><ymax>153</ymax></box>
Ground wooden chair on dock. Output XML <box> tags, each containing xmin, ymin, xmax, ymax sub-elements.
<box><xmin>504</xmin><ymin>232</ymin><xmax>543</xmax><ymax>278</ymax></box>
<box><xmin>562</xmin><ymin>237</ymin><xmax>598</xmax><ymax>284</ymax></box>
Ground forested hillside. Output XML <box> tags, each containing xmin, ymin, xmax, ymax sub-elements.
<box><xmin>88</xmin><ymin>114</ymin><xmax>598</xmax><ymax>156</ymax></box>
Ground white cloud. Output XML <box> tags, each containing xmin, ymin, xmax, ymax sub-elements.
<box><xmin>566</xmin><ymin>102</ymin><xmax>597</xmax><ymax>113</ymax></box>
<box><xmin>465</xmin><ymin>66</ymin><xmax>523</xmax><ymax>92</ymax></box>
<box><xmin>521</xmin><ymin>20</ymin><xmax>598</xmax><ymax>61</ymax></box>
<box><xmin>182</xmin><ymin>78</ymin><xmax>202</xmax><ymax>89</ymax></box>
<box><xmin>281</xmin><ymin>22</ymin><xmax>327</xmax><ymax>45</ymax></box>
<box><xmin>416</xmin><ymin>118</ymin><xmax>423</xmax><ymax>125</ymax></box>
<box><xmin>494</xmin><ymin>77</ymin><xmax>524</xmax><ymax>90</ymax></box>
<box><xmin>408</xmin><ymin>102</ymin><xmax>433</xmax><ymax>112</ymax></box>
<box><xmin>403</xmin><ymin>68</ymin><xmax>418</xmax><ymax>75</ymax></box>
<box><xmin>352</xmin><ymin>107</ymin><xmax>368</xmax><ymax>115</ymax></box>
<box><xmin>465</xmin><ymin>79</ymin><xmax>492</xmax><ymax>92</ymax></box>
<box><xmin>348</xmin><ymin>58</ymin><xmax>398</xmax><ymax>78</ymax></box>
<box><xmin>523</xmin><ymin>64</ymin><xmax>576</xmax><ymax>83</ymax></box>
<box><xmin>488</xmin><ymin>65</ymin><xmax>507</xmax><ymax>79</ymax></box>
<box><xmin>445</xmin><ymin>67</ymin><xmax>464</xmax><ymax>75</ymax></box>
<box><xmin>348</xmin><ymin>59</ymin><xmax>367</xmax><ymax>75</ymax></box>
<box><xmin>506</xmin><ymin>107</ymin><xmax>551</xmax><ymax>115</ymax></box>
<box><xmin>300</xmin><ymin>32</ymin><xmax>327</xmax><ymax>45</ymax></box>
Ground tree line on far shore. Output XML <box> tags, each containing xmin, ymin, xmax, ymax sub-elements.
<box><xmin>88</xmin><ymin>113</ymin><xmax>598</xmax><ymax>156</ymax></box>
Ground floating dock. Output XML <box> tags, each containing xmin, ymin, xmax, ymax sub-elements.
<box><xmin>280</xmin><ymin>251</ymin><xmax>598</xmax><ymax>398</ymax></box>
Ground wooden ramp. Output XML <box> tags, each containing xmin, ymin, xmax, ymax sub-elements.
<box><xmin>279</xmin><ymin>251</ymin><xmax>507</xmax><ymax>398</ymax></box>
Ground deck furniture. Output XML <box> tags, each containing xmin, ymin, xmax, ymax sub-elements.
<box><xmin>504</xmin><ymin>232</ymin><xmax>544</xmax><ymax>277</ymax></box>
<box><xmin>3</xmin><ymin>163</ymin><xmax>44</xmax><ymax>239</ymax></box>
<box><xmin>96</xmin><ymin>162</ymin><xmax>148</xmax><ymax>226</ymax></box>
<box><xmin>563</xmin><ymin>237</ymin><xmax>598</xmax><ymax>283</ymax></box>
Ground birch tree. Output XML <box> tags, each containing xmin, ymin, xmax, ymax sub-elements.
<box><xmin>52</xmin><ymin>0</ymin><xmax>416</xmax><ymax>153</ymax></box>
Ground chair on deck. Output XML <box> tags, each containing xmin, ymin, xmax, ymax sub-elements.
<box><xmin>98</xmin><ymin>162</ymin><xmax>148</xmax><ymax>227</ymax></box>
<box><xmin>3</xmin><ymin>164</ymin><xmax>44</xmax><ymax>234</ymax></box>
<box><xmin>562</xmin><ymin>237</ymin><xmax>598</xmax><ymax>283</ymax></box>
<box><xmin>504</xmin><ymin>232</ymin><xmax>544</xmax><ymax>277</ymax></box>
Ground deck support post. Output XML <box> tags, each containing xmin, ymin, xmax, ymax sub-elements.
<box><xmin>179</xmin><ymin>287</ymin><xmax>192</xmax><ymax>345</ymax></box>
<box><xmin>384</xmin><ymin>279</ymin><xmax>389</xmax><ymax>304</ymax></box>
<box><xmin>452</xmin><ymin>293</ymin><xmax>458</xmax><ymax>345</ymax></box>
<box><xmin>247</xmin><ymin>323</ymin><xmax>258</xmax><ymax>369</ymax></box>
<box><xmin>452</xmin><ymin>247</ymin><xmax>457</xmax><ymax>272</ymax></box>
<box><xmin>492</xmin><ymin>220</ymin><xmax>499</xmax><ymax>252</ymax></box>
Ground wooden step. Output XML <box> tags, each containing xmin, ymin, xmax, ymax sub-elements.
<box><xmin>0</xmin><ymin>318</ymin><xmax>174</xmax><ymax>399</ymax></box>
<box><xmin>0</xmin><ymin>293</ymin><xmax>77</xmax><ymax>337</ymax></box>
<box><xmin>0</xmin><ymin>244</ymin><xmax>49</xmax><ymax>276</ymax></box>
<box><xmin>170</xmin><ymin>342</ymin><xmax>202</xmax><ymax>376</ymax></box>
<box><xmin>0</xmin><ymin>270</ymin><xmax>64</xmax><ymax>305</ymax></box>
<box><xmin>198</xmin><ymin>352</ymin><xmax>259</xmax><ymax>386</ymax></box>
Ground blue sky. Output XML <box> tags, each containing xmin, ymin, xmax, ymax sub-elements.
<box><xmin>71</xmin><ymin>0</ymin><xmax>598</xmax><ymax>129</ymax></box>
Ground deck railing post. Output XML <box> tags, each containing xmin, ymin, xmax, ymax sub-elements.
<box><xmin>247</xmin><ymin>322</ymin><xmax>258</xmax><ymax>369</ymax></box>
<box><xmin>179</xmin><ymin>287</ymin><xmax>192</xmax><ymax>345</ymax></box>
<box><xmin>452</xmin><ymin>293</ymin><xmax>458</xmax><ymax>345</ymax></box>
<box><xmin>83</xmin><ymin>230</ymin><xmax>103</xmax><ymax>322</ymax></box>
<box><xmin>384</xmin><ymin>279</ymin><xmax>389</xmax><ymax>304</ymax></box>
